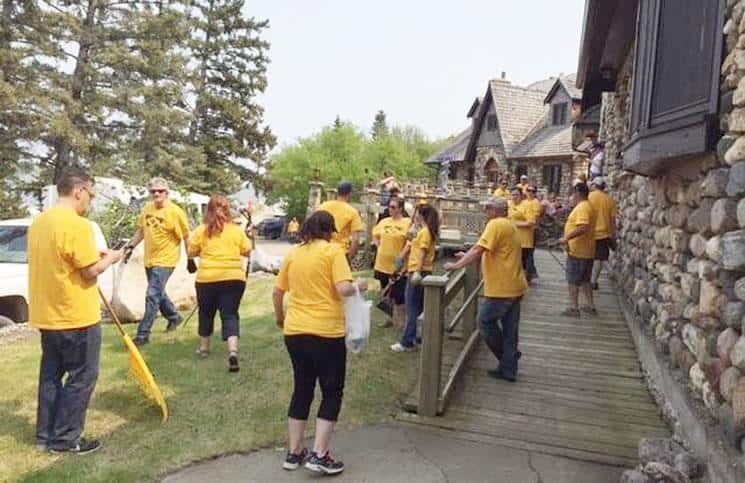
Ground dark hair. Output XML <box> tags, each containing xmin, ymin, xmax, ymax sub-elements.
<box><xmin>301</xmin><ymin>210</ymin><xmax>336</xmax><ymax>244</ymax></box>
<box><xmin>416</xmin><ymin>204</ymin><xmax>440</xmax><ymax>240</ymax></box>
<box><xmin>389</xmin><ymin>186</ymin><xmax>401</xmax><ymax>196</ymax></box>
<box><xmin>337</xmin><ymin>181</ymin><xmax>353</xmax><ymax>196</ymax></box>
<box><xmin>574</xmin><ymin>182</ymin><xmax>590</xmax><ymax>198</ymax></box>
<box><xmin>57</xmin><ymin>168</ymin><xmax>93</xmax><ymax>196</ymax></box>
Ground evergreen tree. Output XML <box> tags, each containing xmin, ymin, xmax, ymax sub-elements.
<box><xmin>371</xmin><ymin>109</ymin><xmax>389</xmax><ymax>140</ymax></box>
<box><xmin>188</xmin><ymin>0</ymin><xmax>275</xmax><ymax>194</ymax></box>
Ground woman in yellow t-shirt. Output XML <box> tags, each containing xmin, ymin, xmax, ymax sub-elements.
<box><xmin>372</xmin><ymin>196</ymin><xmax>411</xmax><ymax>328</ymax></box>
<box><xmin>391</xmin><ymin>204</ymin><xmax>440</xmax><ymax>352</ymax></box>
<box><xmin>273</xmin><ymin>210</ymin><xmax>368</xmax><ymax>475</ymax></box>
<box><xmin>187</xmin><ymin>196</ymin><xmax>251</xmax><ymax>372</ymax></box>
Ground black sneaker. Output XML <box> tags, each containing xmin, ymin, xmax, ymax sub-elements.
<box><xmin>132</xmin><ymin>336</ymin><xmax>149</xmax><ymax>347</ymax></box>
<box><xmin>305</xmin><ymin>451</ymin><xmax>344</xmax><ymax>475</ymax></box>
<box><xmin>487</xmin><ymin>368</ymin><xmax>516</xmax><ymax>382</ymax></box>
<box><xmin>166</xmin><ymin>316</ymin><xmax>183</xmax><ymax>332</ymax></box>
<box><xmin>283</xmin><ymin>448</ymin><xmax>308</xmax><ymax>471</ymax></box>
<box><xmin>49</xmin><ymin>438</ymin><xmax>101</xmax><ymax>455</ymax></box>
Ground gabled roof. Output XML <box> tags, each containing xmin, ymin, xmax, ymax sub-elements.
<box><xmin>467</xmin><ymin>97</ymin><xmax>482</xmax><ymax>118</ymax></box>
<box><xmin>426</xmin><ymin>125</ymin><xmax>472</xmax><ymax>164</ymax></box>
<box><xmin>543</xmin><ymin>74</ymin><xmax>582</xmax><ymax>103</ymax></box>
<box><xmin>509</xmin><ymin>124</ymin><xmax>574</xmax><ymax>159</ymax></box>
<box><xmin>488</xmin><ymin>80</ymin><xmax>549</xmax><ymax>155</ymax></box>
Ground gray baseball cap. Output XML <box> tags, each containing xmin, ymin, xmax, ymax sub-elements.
<box><xmin>480</xmin><ymin>197</ymin><xmax>508</xmax><ymax>211</ymax></box>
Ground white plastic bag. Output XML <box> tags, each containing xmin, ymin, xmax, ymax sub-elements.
<box><xmin>343</xmin><ymin>286</ymin><xmax>372</xmax><ymax>354</ymax></box>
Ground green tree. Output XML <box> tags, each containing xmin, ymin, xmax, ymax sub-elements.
<box><xmin>371</xmin><ymin>109</ymin><xmax>388</xmax><ymax>140</ymax></box>
<box><xmin>187</xmin><ymin>0</ymin><xmax>275</xmax><ymax>194</ymax></box>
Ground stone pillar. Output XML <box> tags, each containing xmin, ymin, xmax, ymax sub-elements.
<box><xmin>306</xmin><ymin>181</ymin><xmax>324</xmax><ymax>218</ymax></box>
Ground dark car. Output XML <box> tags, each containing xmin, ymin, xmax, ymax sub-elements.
<box><xmin>257</xmin><ymin>217</ymin><xmax>285</xmax><ymax>239</ymax></box>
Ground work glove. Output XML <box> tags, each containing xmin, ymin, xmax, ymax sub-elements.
<box><xmin>410</xmin><ymin>271</ymin><xmax>423</xmax><ymax>286</ymax></box>
<box><xmin>394</xmin><ymin>256</ymin><xmax>405</xmax><ymax>273</ymax></box>
<box><xmin>122</xmin><ymin>244</ymin><xmax>135</xmax><ymax>264</ymax></box>
<box><xmin>187</xmin><ymin>258</ymin><xmax>198</xmax><ymax>274</ymax></box>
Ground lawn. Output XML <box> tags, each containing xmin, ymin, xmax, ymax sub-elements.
<box><xmin>0</xmin><ymin>275</ymin><xmax>418</xmax><ymax>482</ymax></box>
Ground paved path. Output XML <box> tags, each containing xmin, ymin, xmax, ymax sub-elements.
<box><xmin>163</xmin><ymin>425</ymin><xmax>624</xmax><ymax>483</ymax></box>
<box><xmin>400</xmin><ymin>249</ymin><xmax>669</xmax><ymax>467</ymax></box>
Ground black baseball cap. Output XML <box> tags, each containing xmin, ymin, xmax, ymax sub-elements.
<box><xmin>338</xmin><ymin>181</ymin><xmax>353</xmax><ymax>195</ymax></box>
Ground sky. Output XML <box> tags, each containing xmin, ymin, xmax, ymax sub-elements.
<box><xmin>245</xmin><ymin>0</ymin><xmax>587</xmax><ymax>148</ymax></box>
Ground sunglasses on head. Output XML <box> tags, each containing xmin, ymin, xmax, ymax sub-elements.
<box><xmin>150</xmin><ymin>189</ymin><xmax>167</xmax><ymax>195</ymax></box>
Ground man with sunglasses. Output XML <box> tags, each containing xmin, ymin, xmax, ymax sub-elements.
<box><xmin>28</xmin><ymin>169</ymin><xmax>124</xmax><ymax>454</ymax></box>
<box><xmin>126</xmin><ymin>177</ymin><xmax>191</xmax><ymax>346</ymax></box>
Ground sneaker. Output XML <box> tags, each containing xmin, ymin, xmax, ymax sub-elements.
<box><xmin>560</xmin><ymin>307</ymin><xmax>581</xmax><ymax>317</ymax></box>
<box><xmin>283</xmin><ymin>448</ymin><xmax>308</xmax><ymax>471</ymax></box>
<box><xmin>580</xmin><ymin>305</ymin><xmax>598</xmax><ymax>316</ymax></box>
<box><xmin>166</xmin><ymin>316</ymin><xmax>183</xmax><ymax>332</ymax></box>
<box><xmin>487</xmin><ymin>368</ymin><xmax>516</xmax><ymax>382</ymax></box>
<box><xmin>305</xmin><ymin>451</ymin><xmax>344</xmax><ymax>475</ymax></box>
<box><xmin>132</xmin><ymin>336</ymin><xmax>149</xmax><ymax>347</ymax></box>
<box><xmin>49</xmin><ymin>438</ymin><xmax>101</xmax><ymax>455</ymax></box>
<box><xmin>228</xmin><ymin>352</ymin><xmax>240</xmax><ymax>373</ymax></box>
<box><xmin>390</xmin><ymin>342</ymin><xmax>415</xmax><ymax>353</ymax></box>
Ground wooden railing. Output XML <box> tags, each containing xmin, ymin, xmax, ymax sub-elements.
<box><xmin>417</xmin><ymin>263</ymin><xmax>482</xmax><ymax>417</ymax></box>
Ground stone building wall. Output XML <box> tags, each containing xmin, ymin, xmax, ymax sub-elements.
<box><xmin>474</xmin><ymin>145</ymin><xmax>507</xmax><ymax>183</ymax></box>
<box><xmin>603</xmin><ymin>3</ymin><xmax>745</xmax><ymax>441</ymax></box>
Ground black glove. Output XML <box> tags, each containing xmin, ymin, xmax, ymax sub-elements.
<box><xmin>122</xmin><ymin>244</ymin><xmax>135</xmax><ymax>264</ymax></box>
<box><xmin>187</xmin><ymin>258</ymin><xmax>197</xmax><ymax>274</ymax></box>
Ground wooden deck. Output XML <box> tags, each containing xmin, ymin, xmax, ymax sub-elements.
<box><xmin>397</xmin><ymin>249</ymin><xmax>670</xmax><ymax>467</ymax></box>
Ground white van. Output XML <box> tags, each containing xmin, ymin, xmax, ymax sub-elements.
<box><xmin>0</xmin><ymin>218</ymin><xmax>114</xmax><ymax>325</ymax></box>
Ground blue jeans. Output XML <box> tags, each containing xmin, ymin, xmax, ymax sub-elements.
<box><xmin>136</xmin><ymin>266</ymin><xmax>180</xmax><ymax>338</ymax></box>
<box><xmin>400</xmin><ymin>278</ymin><xmax>425</xmax><ymax>348</ymax></box>
<box><xmin>37</xmin><ymin>324</ymin><xmax>101</xmax><ymax>449</ymax></box>
<box><xmin>478</xmin><ymin>297</ymin><xmax>522</xmax><ymax>378</ymax></box>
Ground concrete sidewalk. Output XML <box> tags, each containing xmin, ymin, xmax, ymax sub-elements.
<box><xmin>163</xmin><ymin>425</ymin><xmax>625</xmax><ymax>483</ymax></box>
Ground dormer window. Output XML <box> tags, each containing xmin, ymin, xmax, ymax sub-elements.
<box><xmin>552</xmin><ymin>103</ymin><xmax>568</xmax><ymax>125</ymax></box>
<box><xmin>487</xmin><ymin>114</ymin><xmax>498</xmax><ymax>131</ymax></box>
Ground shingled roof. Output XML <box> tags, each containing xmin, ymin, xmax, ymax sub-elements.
<box><xmin>489</xmin><ymin>80</ymin><xmax>549</xmax><ymax>155</ymax></box>
<box><xmin>543</xmin><ymin>74</ymin><xmax>582</xmax><ymax>103</ymax></box>
<box><xmin>426</xmin><ymin>125</ymin><xmax>472</xmax><ymax>164</ymax></box>
<box><xmin>509</xmin><ymin>124</ymin><xmax>574</xmax><ymax>159</ymax></box>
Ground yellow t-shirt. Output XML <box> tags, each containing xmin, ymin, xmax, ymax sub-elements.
<box><xmin>518</xmin><ymin>182</ymin><xmax>529</xmax><ymax>194</ymax></box>
<box><xmin>588</xmin><ymin>190</ymin><xmax>617</xmax><ymax>240</ymax></box>
<box><xmin>276</xmin><ymin>240</ymin><xmax>353</xmax><ymax>338</ymax></box>
<box><xmin>508</xmin><ymin>200</ymin><xmax>536</xmax><ymax>249</ymax></box>
<box><xmin>493</xmin><ymin>187</ymin><xmax>509</xmax><ymax>198</ymax></box>
<box><xmin>318</xmin><ymin>200</ymin><xmax>364</xmax><ymax>253</ymax></box>
<box><xmin>138</xmin><ymin>201</ymin><xmax>190</xmax><ymax>268</ymax></box>
<box><xmin>477</xmin><ymin>218</ymin><xmax>528</xmax><ymax>298</ymax></box>
<box><xmin>27</xmin><ymin>206</ymin><xmax>101</xmax><ymax>330</ymax></box>
<box><xmin>525</xmin><ymin>198</ymin><xmax>543</xmax><ymax>220</ymax></box>
<box><xmin>565</xmin><ymin>200</ymin><xmax>596</xmax><ymax>259</ymax></box>
<box><xmin>408</xmin><ymin>226</ymin><xmax>436</xmax><ymax>273</ymax></box>
<box><xmin>372</xmin><ymin>216</ymin><xmax>411</xmax><ymax>274</ymax></box>
<box><xmin>287</xmin><ymin>220</ymin><xmax>300</xmax><ymax>233</ymax></box>
<box><xmin>188</xmin><ymin>223</ymin><xmax>251</xmax><ymax>283</ymax></box>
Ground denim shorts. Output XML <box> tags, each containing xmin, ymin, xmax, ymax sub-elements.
<box><xmin>566</xmin><ymin>256</ymin><xmax>593</xmax><ymax>285</ymax></box>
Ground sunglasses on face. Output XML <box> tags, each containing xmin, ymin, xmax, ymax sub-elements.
<box><xmin>150</xmin><ymin>189</ymin><xmax>167</xmax><ymax>195</ymax></box>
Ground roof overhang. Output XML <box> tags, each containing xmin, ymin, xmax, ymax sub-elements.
<box><xmin>576</xmin><ymin>0</ymin><xmax>639</xmax><ymax>108</ymax></box>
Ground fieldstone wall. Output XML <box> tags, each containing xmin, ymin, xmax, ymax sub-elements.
<box><xmin>603</xmin><ymin>3</ymin><xmax>745</xmax><ymax>450</ymax></box>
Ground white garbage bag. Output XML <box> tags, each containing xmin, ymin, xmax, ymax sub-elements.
<box><xmin>343</xmin><ymin>286</ymin><xmax>371</xmax><ymax>354</ymax></box>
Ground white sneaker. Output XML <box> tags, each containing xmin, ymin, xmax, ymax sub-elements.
<box><xmin>390</xmin><ymin>342</ymin><xmax>415</xmax><ymax>353</ymax></box>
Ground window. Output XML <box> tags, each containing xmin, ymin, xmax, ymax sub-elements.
<box><xmin>551</xmin><ymin>103</ymin><xmax>568</xmax><ymax>125</ymax></box>
<box><xmin>542</xmin><ymin>164</ymin><xmax>562</xmax><ymax>195</ymax></box>
<box><xmin>516</xmin><ymin>165</ymin><xmax>528</xmax><ymax>181</ymax></box>
<box><xmin>486</xmin><ymin>114</ymin><xmax>498</xmax><ymax>131</ymax></box>
<box><xmin>626</xmin><ymin>0</ymin><xmax>724</xmax><ymax>174</ymax></box>
<box><xmin>484</xmin><ymin>158</ymin><xmax>498</xmax><ymax>183</ymax></box>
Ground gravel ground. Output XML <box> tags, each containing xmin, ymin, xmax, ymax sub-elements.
<box><xmin>0</xmin><ymin>323</ymin><xmax>37</xmax><ymax>346</ymax></box>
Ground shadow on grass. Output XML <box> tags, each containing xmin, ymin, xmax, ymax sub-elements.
<box><xmin>0</xmin><ymin>399</ymin><xmax>36</xmax><ymax>446</ymax></box>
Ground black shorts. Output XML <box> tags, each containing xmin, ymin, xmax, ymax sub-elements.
<box><xmin>566</xmin><ymin>256</ymin><xmax>593</xmax><ymax>285</ymax></box>
<box><xmin>195</xmin><ymin>280</ymin><xmax>246</xmax><ymax>340</ymax></box>
<box><xmin>595</xmin><ymin>239</ymin><xmax>610</xmax><ymax>261</ymax></box>
<box><xmin>374</xmin><ymin>270</ymin><xmax>406</xmax><ymax>305</ymax></box>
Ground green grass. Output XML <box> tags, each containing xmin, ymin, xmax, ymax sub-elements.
<box><xmin>0</xmin><ymin>276</ymin><xmax>417</xmax><ymax>482</ymax></box>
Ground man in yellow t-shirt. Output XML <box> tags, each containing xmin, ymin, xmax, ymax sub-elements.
<box><xmin>524</xmin><ymin>186</ymin><xmax>543</xmax><ymax>279</ymax></box>
<box><xmin>588</xmin><ymin>177</ymin><xmax>617</xmax><ymax>290</ymax></box>
<box><xmin>287</xmin><ymin>217</ymin><xmax>300</xmax><ymax>244</ymax></box>
<box><xmin>318</xmin><ymin>181</ymin><xmax>364</xmax><ymax>261</ymax></box>
<box><xmin>28</xmin><ymin>169</ymin><xmax>123</xmax><ymax>454</ymax></box>
<box><xmin>444</xmin><ymin>197</ymin><xmax>527</xmax><ymax>382</ymax></box>
<box><xmin>559</xmin><ymin>182</ymin><xmax>597</xmax><ymax>317</ymax></box>
<box><xmin>493</xmin><ymin>179</ymin><xmax>509</xmax><ymax>198</ymax></box>
<box><xmin>126</xmin><ymin>177</ymin><xmax>191</xmax><ymax>345</ymax></box>
<box><xmin>517</xmin><ymin>174</ymin><xmax>530</xmax><ymax>194</ymax></box>
<box><xmin>508</xmin><ymin>188</ymin><xmax>537</xmax><ymax>282</ymax></box>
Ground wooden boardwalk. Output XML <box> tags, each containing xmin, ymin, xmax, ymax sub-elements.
<box><xmin>397</xmin><ymin>249</ymin><xmax>670</xmax><ymax>467</ymax></box>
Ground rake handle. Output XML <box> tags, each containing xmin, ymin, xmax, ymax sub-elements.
<box><xmin>98</xmin><ymin>287</ymin><xmax>127</xmax><ymax>337</ymax></box>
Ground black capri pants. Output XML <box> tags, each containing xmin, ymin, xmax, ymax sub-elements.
<box><xmin>374</xmin><ymin>270</ymin><xmax>406</xmax><ymax>305</ymax></box>
<box><xmin>284</xmin><ymin>335</ymin><xmax>346</xmax><ymax>421</ymax></box>
<box><xmin>195</xmin><ymin>280</ymin><xmax>246</xmax><ymax>340</ymax></box>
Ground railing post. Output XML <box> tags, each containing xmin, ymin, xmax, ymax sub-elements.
<box><xmin>418</xmin><ymin>275</ymin><xmax>447</xmax><ymax>417</ymax></box>
<box><xmin>463</xmin><ymin>263</ymin><xmax>480</xmax><ymax>339</ymax></box>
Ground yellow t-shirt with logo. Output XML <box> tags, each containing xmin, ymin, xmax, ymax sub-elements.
<box><xmin>493</xmin><ymin>187</ymin><xmax>509</xmax><ymax>198</ymax></box>
<box><xmin>565</xmin><ymin>200</ymin><xmax>597</xmax><ymax>259</ymax></box>
<box><xmin>372</xmin><ymin>216</ymin><xmax>411</xmax><ymax>274</ymax></box>
<box><xmin>27</xmin><ymin>206</ymin><xmax>101</xmax><ymax>330</ymax></box>
<box><xmin>318</xmin><ymin>200</ymin><xmax>364</xmax><ymax>253</ymax></box>
<box><xmin>276</xmin><ymin>240</ymin><xmax>353</xmax><ymax>338</ymax></box>
<box><xmin>138</xmin><ymin>201</ymin><xmax>190</xmax><ymax>268</ymax></box>
<box><xmin>188</xmin><ymin>223</ymin><xmax>251</xmax><ymax>283</ymax></box>
<box><xmin>408</xmin><ymin>226</ymin><xmax>436</xmax><ymax>273</ymax></box>
<box><xmin>588</xmin><ymin>190</ymin><xmax>617</xmax><ymax>240</ymax></box>
<box><xmin>477</xmin><ymin>218</ymin><xmax>528</xmax><ymax>298</ymax></box>
<box><xmin>508</xmin><ymin>200</ymin><xmax>536</xmax><ymax>249</ymax></box>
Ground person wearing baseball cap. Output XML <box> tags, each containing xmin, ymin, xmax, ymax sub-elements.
<box><xmin>318</xmin><ymin>181</ymin><xmax>364</xmax><ymax>262</ymax></box>
<box><xmin>588</xmin><ymin>177</ymin><xmax>616</xmax><ymax>290</ymax></box>
<box><xmin>517</xmin><ymin>175</ymin><xmax>529</xmax><ymax>195</ymax></box>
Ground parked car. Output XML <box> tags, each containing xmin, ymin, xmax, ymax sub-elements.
<box><xmin>257</xmin><ymin>216</ymin><xmax>286</xmax><ymax>240</ymax></box>
<box><xmin>0</xmin><ymin>218</ymin><xmax>114</xmax><ymax>325</ymax></box>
